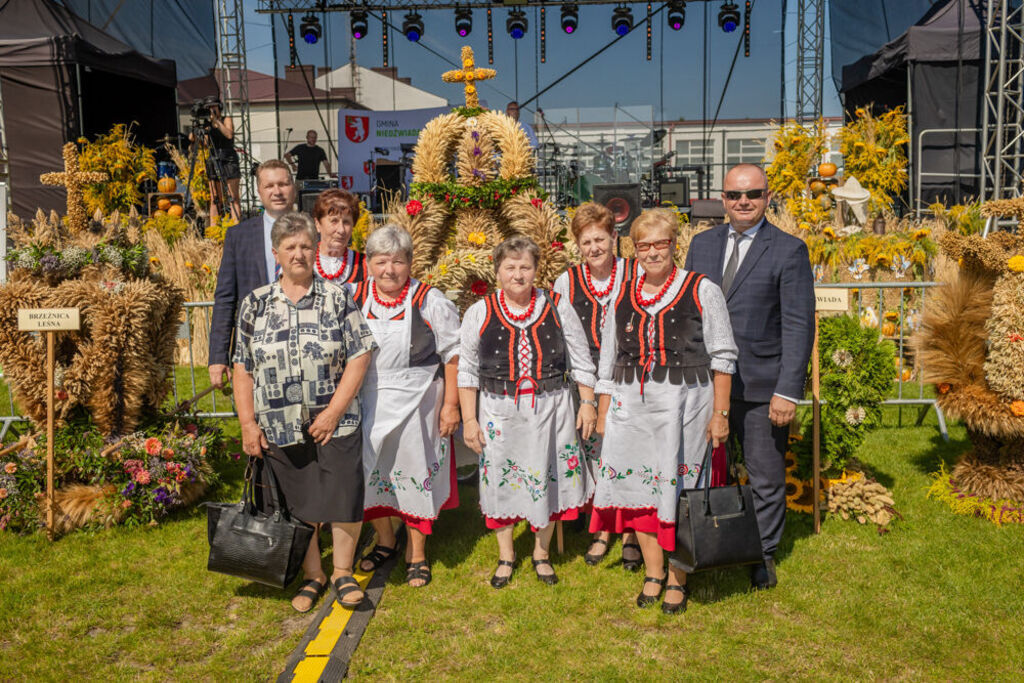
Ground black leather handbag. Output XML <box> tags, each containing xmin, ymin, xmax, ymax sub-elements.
<box><xmin>204</xmin><ymin>458</ymin><xmax>314</xmax><ymax>589</ymax></box>
<box><xmin>673</xmin><ymin>442</ymin><xmax>763</xmax><ymax>573</ymax></box>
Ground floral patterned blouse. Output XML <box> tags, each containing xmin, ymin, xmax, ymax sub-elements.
<box><xmin>233</xmin><ymin>278</ymin><xmax>377</xmax><ymax>447</ymax></box>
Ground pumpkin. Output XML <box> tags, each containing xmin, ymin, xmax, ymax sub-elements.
<box><xmin>818</xmin><ymin>162</ymin><xmax>837</xmax><ymax>177</ymax></box>
<box><xmin>809</xmin><ymin>180</ymin><xmax>826</xmax><ymax>195</ymax></box>
<box><xmin>156</xmin><ymin>198</ymin><xmax>171</xmax><ymax>211</ymax></box>
<box><xmin>817</xmin><ymin>195</ymin><xmax>832</xmax><ymax>210</ymax></box>
<box><xmin>153</xmin><ymin>209</ymin><xmax>167</xmax><ymax>218</ymax></box>
<box><xmin>881</xmin><ymin>321</ymin><xmax>897</xmax><ymax>337</ymax></box>
<box><xmin>157</xmin><ymin>176</ymin><xmax>176</xmax><ymax>193</ymax></box>
<box><xmin>167</xmin><ymin>204</ymin><xmax>184</xmax><ymax>218</ymax></box>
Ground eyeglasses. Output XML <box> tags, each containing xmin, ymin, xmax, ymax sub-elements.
<box><xmin>723</xmin><ymin>188</ymin><xmax>768</xmax><ymax>201</ymax></box>
<box><xmin>634</xmin><ymin>238</ymin><xmax>673</xmax><ymax>253</ymax></box>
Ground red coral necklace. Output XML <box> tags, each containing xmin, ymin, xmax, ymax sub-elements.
<box><xmin>372</xmin><ymin>279</ymin><xmax>410</xmax><ymax>308</ymax></box>
<box><xmin>635</xmin><ymin>267</ymin><xmax>677</xmax><ymax>307</ymax></box>
<box><xmin>500</xmin><ymin>289</ymin><xmax>536</xmax><ymax>322</ymax></box>
<box><xmin>585</xmin><ymin>259</ymin><xmax>617</xmax><ymax>298</ymax></box>
<box><xmin>315</xmin><ymin>248</ymin><xmax>348</xmax><ymax>280</ymax></box>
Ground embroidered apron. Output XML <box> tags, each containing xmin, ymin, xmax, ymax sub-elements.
<box><xmin>360</xmin><ymin>292</ymin><xmax>450</xmax><ymax>520</ymax></box>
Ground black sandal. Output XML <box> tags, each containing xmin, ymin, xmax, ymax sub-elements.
<box><xmin>662</xmin><ymin>584</ymin><xmax>690</xmax><ymax>615</ymax></box>
<box><xmin>532</xmin><ymin>558</ymin><xmax>559</xmax><ymax>585</ymax></box>
<box><xmin>636</xmin><ymin>575</ymin><xmax>665</xmax><ymax>608</ymax></box>
<box><xmin>333</xmin><ymin>575</ymin><xmax>364</xmax><ymax>609</ymax></box>
<box><xmin>359</xmin><ymin>543</ymin><xmax>399</xmax><ymax>573</ymax></box>
<box><xmin>406</xmin><ymin>561</ymin><xmax>432</xmax><ymax>588</ymax></box>
<box><xmin>291</xmin><ymin>577</ymin><xmax>328</xmax><ymax>614</ymax></box>
<box><xmin>584</xmin><ymin>537</ymin><xmax>610</xmax><ymax>566</ymax></box>
<box><xmin>490</xmin><ymin>556</ymin><xmax>516</xmax><ymax>589</ymax></box>
<box><xmin>621</xmin><ymin>542</ymin><xmax>643</xmax><ymax>572</ymax></box>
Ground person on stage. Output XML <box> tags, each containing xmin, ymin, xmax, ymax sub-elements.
<box><xmin>232</xmin><ymin>212</ymin><xmax>377</xmax><ymax>613</ymax></box>
<box><xmin>459</xmin><ymin>236</ymin><xmax>598</xmax><ymax>588</ymax></box>
<box><xmin>285</xmin><ymin>129</ymin><xmax>332</xmax><ymax>181</ymax></box>
<box><xmin>189</xmin><ymin>99</ymin><xmax>241</xmax><ymax>223</ymax></box>
<box><xmin>349</xmin><ymin>225</ymin><xmax>462</xmax><ymax>588</ymax></box>
<box><xmin>593</xmin><ymin>208</ymin><xmax>737</xmax><ymax>614</ymax></box>
<box><xmin>684</xmin><ymin>163</ymin><xmax>815</xmax><ymax>590</ymax></box>
<box><xmin>552</xmin><ymin>202</ymin><xmax>642</xmax><ymax>571</ymax></box>
<box><xmin>312</xmin><ymin>189</ymin><xmax>368</xmax><ymax>285</ymax></box>
<box><xmin>209</xmin><ymin>159</ymin><xmax>297</xmax><ymax>389</ymax></box>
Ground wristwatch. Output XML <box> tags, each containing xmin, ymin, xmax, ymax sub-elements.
<box><xmin>716</xmin><ymin>409</ymin><xmax>729</xmax><ymax>418</ymax></box>
<box><xmin>580</xmin><ymin>399</ymin><xmax>598</xmax><ymax>408</ymax></box>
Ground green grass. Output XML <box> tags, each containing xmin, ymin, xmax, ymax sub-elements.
<box><xmin>2</xmin><ymin>406</ymin><xmax>1023</xmax><ymax>679</ymax></box>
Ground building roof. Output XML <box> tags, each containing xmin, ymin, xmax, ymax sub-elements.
<box><xmin>177</xmin><ymin>68</ymin><xmax>362</xmax><ymax>108</ymax></box>
<box><xmin>315</xmin><ymin>63</ymin><xmax>448</xmax><ymax>111</ymax></box>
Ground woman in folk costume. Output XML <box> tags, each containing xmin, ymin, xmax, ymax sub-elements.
<box><xmin>593</xmin><ymin>209</ymin><xmax>737</xmax><ymax>615</ymax></box>
<box><xmin>459</xmin><ymin>236</ymin><xmax>599</xmax><ymax>588</ymax></box>
<box><xmin>312</xmin><ymin>189</ymin><xmax>369</xmax><ymax>285</ymax></box>
<box><xmin>552</xmin><ymin>202</ymin><xmax>642</xmax><ymax>572</ymax></box>
<box><xmin>350</xmin><ymin>225</ymin><xmax>462</xmax><ymax>588</ymax></box>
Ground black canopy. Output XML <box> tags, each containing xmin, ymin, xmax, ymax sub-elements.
<box><xmin>0</xmin><ymin>0</ymin><xmax>178</xmax><ymax>217</ymax></box>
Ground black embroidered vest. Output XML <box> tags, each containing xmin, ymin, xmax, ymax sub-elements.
<box><xmin>563</xmin><ymin>259</ymin><xmax>638</xmax><ymax>366</ymax></box>
<box><xmin>612</xmin><ymin>270</ymin><xmax>712</xmax><ymax>385</ymax></box>
<box><xmin>477</xmin><ymin>291</ymin><xmax>568</xmax><ymax>395</ymax></box>
<box><xmin>351</xmin><ymin>280</ymin><xmax>440</xmax><ymax>369</ymax></box>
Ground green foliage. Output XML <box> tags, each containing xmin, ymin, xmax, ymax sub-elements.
<box><xmin>76</xmin><ymin>124</ymin><xmax>157</xmax><ymax>214</ymax></box>
<box><xmin>411</xmin><ymin>177</ymin><xmax>543</xmax><ymax>210</ymax></box>
<box><xmin>453</xmin><ymin>105</ymin><xmax>486</xmax><ymax>118</ymax></box>
<box><xmin>143</xmin><ymin>213</ymin><xmax>190</xmax><ymax>245</ymax></box>
<box><xmin>794</xmin><ymin>314</ymin><xmax>897</xmax><ymax>476</ymax></box>
<box><xmin>5</xmin><ymin>241</ymin><xmax>150</xmax><ymax>282</ymax></box>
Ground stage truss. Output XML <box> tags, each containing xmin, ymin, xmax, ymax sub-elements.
<box><xmin>258</xmin><ymin>0</ymin><xmax>719</xmax><ymax>11</ymax></box>
<box><xmin>981</xmin><ymin>0</ymin><xmax>1024</xmax><ymax>200</ymax></box>
<box><xmin>795</xmin><ymin>0</ymin><xmax>824</xmax><ymax>123</ymax></box>
<box><xmin>216</xmin><ymin>0</ymin><xmax>257</xmax><ymax>211</ymax></box>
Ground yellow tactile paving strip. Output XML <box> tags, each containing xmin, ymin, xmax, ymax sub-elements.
<box><xmin>290</xmin><ymin>569</ymin><xmax>375</xmax><ymax>682</ymax></box>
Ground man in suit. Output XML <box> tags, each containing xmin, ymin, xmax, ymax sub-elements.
<box><xmin>208</xmin><ymin>159</ymin><xmax>297</xmax><ymax>389</ymax></box>
<box><xmin>684</xmin><ymin>163</ymin><xmax>815</xmax><ymax>589</ymax></box>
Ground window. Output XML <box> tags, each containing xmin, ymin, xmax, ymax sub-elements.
<box><xmin>725</xmin><ymin>137</ymin><xmax>767</xmax><ymax>165</ymax></box>
<box><xmin>675</xmin><ymin>139</ymin><xmax>713</xmax><ymax>166</ymax></box>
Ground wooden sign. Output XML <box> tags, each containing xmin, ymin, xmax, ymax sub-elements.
<box><xmin>814</xmin><ymin>288</ymin><xmax>849</xmax><ymax>312</ymax></box>
<box><xmin>17</xmin><ymin>308</ymin><xmax>81</xmax><ymax>331</ymax></box>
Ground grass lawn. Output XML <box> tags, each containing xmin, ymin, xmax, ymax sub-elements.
<box><xmin>1</xmin><ymin>401</ymin><xmax>1023</xmax><ymax>679</ymax></box>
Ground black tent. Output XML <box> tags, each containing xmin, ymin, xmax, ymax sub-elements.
<box><xmin>839</xmin><ymin>0</ymin><xmax>983</xmax><ymax>207</ymax></box>
<box><xmin>0</xmin><ymin>0</ymin><xmax>178</xmax><ymax>217</ymax></box>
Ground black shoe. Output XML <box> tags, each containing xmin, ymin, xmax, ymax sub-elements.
<box><xmin>750</xmin><ymin>557</ymin><xmax>778</xmax><ymax>590</ymax></box>
<box><xmin>621</xmin><ymin>542</ymin><xmax>642</xmax><ymax>572</ymax></box>
<box><xmin>584</xmin><ymin>537</ymin><xmax>609</xmax><ymax>566</ymax></box>
<box><xmin>490</xmin><ymin>556</ymin><xmax>516</xmax><ymax>589</ymax></box>
<box><xmin>635</xmin><ymin>575</ymin><xmax>665</xmax><ymax>608</ymax></box>
<box><xmin>661</xmin><ymin>584</ymin><xmax>690</xmax><ymax>615</ymax></box>
<box><xmin>532</xmin><ymin>558</ymin><xmax>559</xmax><ymax>585</ymax></box>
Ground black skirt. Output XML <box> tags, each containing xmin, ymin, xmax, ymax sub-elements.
<box><xmin>264</xmin><ymin>429</ymin><xmax>364</xmax><ymax>524</ymax></box>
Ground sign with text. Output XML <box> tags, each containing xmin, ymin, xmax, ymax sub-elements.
<box><xmin>18</xmin><ymin>308</ymin><xmax>81</xmax><ymax>331</ymax></box>
<box><xmin>814</xmin><ymin>288</ymin><xmax>849</xmax><ymax>312</ymax></box>
<box><xmin>337</xmin><ymin>107</ymin><xmax>449</xmax><ymax>194</ymax></box>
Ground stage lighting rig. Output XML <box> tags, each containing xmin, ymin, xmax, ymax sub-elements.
<box><xmin>506</xmin><ymin>9</ymin><xmax>528</xmax><ymax>39</ymax></box>
<box><xmin>667</xmin><ymin>1</ymin><xmax>686</xmax><ymax>31</ymax></box>
<box><xmin>611</xmin><ymin>5</ymin><xmax>633</xmax><ymax>37</ymax></box>
<box><xmin>455</xmin><ymin>7</ymin><xmax>473</xmax><ymax>37</ymax></box>
<box><xmin>403</xmin><ymin>11</ymin><xmax>424</xmax><ymax>41</ymax></box>
<box><xmin>560</xmin><ymin>3</ymin><xmax>578</xmax><ymax>34</ymax></box>
<box><xmin>350</xmin><ymin>10</ymin><xmax>368</xmax><ymax>40</ymax></box>
<box><xmin>718</xmin><ymin>2</ymin><xmax>740</xmax><ymax>33</ymax></box>
<box><xmin>300</xmin><ymin>13</ymin><xmax>321</xmax><ymax>44</ymax></box>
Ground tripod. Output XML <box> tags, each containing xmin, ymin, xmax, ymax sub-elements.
<box><xmin>183</xmin><ymin>123</ymin><xmax>237</xmax><ymax>225</ymax></box>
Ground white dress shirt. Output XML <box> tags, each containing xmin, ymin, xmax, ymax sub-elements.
<box><xmin>262</xmin><ymin>212</ymin><xmax>278</xmax><ymax>283</ymax></box>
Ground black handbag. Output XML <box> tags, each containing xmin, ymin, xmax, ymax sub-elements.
<box><xmin>673</xmin><ymin>442</ymin><xmax>763</xmax><ymax>573</ymax></box>
<box><xmin>204</xmin><ymin>457</ymin><xmax>315</xmax><ymax>589</ymax></box>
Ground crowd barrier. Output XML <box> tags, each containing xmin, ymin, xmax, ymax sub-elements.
<box><xmin>0</xmin><ymin>282</ymin><xmax>949</xmax><ymax>440</ymax></box>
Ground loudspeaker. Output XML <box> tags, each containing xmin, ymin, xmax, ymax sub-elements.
<box><xmin>659</xmin><ymin>179</ymin><xmax>690</xmax><ymax>206</ymax></box>
<box><xmin>299</xmin><ymin>190</ymin><xmax>322</xmax><ymax>214</ymax></box>
<box><xmin>690</xmin><ymin>198</ymin><xmax>726</xmax><ymax>224</ymax></box>
<box><xmin>593</xmin><ymin>183</ymin><xmax>641</xmax><ymax>235</ymax></box>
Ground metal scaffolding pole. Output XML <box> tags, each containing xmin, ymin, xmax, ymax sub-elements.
<box><xmin>216</xmin><ymin>0</ymin><xmax>256</xmax><ymax>212</ymax></box>
<box><xmin>980</xmin><ymin>0</ymin><xmax>1024</xmax><ymax>199</ymax></box>
<box><xmin>794</xmin><ymin>0</ymin><xmax>824</xmax><ymax>124</ymax></box>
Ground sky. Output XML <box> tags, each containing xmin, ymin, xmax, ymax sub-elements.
<box><xmin>243</xmin><ymin>0</ymin><xmax>843</xmax><ymax>124</ymax></box>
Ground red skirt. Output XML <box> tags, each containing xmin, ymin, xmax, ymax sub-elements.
<box><xmin>362</xmin><ymin>445</ymin><xmax>460</xmax><ymax>535</ymax></box>
<box><xmin>484</xmin><ymin>506</ymin><xmax>582</xmax><ymax>532</ymax></box>
<box><xmin>589</xmin><ymin>506</ymin><xmax>676</xmax><ymax>551</ymax></box>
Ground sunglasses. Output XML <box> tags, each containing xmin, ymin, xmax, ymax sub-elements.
<box><xmin>723</xmin><ymin>188</ymin><xmax>768</xmax><ymax>201</ymax></box>
<box><xmin>634</xmin><ymin>238</ymin><xmax>673</xmax><ymax>253</ymax></box>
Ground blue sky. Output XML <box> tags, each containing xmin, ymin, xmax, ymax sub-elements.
<box><xmin>244</xmin><ymin>1</ymin><xmax>842</xmax><ymax>122</ymax></box>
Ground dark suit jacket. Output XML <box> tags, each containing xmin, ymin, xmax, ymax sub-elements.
<box><xmin>209</xmin><ymin>215</ymin><xmax>270</xmax><ymax>366</ymax></box>
<box><xmin>684</xmin><ymin>221</ymin><xmax>815</xmax><ymax>403</ymax></box>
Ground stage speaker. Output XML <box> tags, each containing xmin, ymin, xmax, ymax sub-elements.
<box><xmin>659</xmin><ymin>178</ymin><xmax>690</xmax><ymax>206</ymax></box>
<box><xmin>593</xmin><ymin>183</ymin><xmax>641</xmax><ymax>235</ymax></box>
<box><xmin>299</xmin><ymin>190</ymin><xmax>322</xmax><ymax>214</ymax></box>
<box><xmin>690</xmin><ymin>198</ymin><xmax>726</xmax><ymax>224</ymax></box>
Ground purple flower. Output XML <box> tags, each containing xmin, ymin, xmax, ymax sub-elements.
<box><xmin>473</xmin><ymin>146</ymin><xmax>482</xmax><ymax>156</ymax></box>
<box><xmin>471</xmin><ymin>130</ymin><xmax>479</xmax><ymax>141</ymax></box>
<box><xmin>121</xmin><ymin>482</ymin><xmax>136</xmax><ymax>496</ymax></box>
<box><xmin>423</xmin><ymin>477</ymin><xmax>432</xmax><ymax>491</ymax></box>
<box><xmin>153</xmin><ymin>487</ymin><xmax>173</xmax><ymax>506</ymax></box>
<box><xmin>40</xmin><ymin>254</ymin><xmax>60</xmax><ymax>273</ymax></box>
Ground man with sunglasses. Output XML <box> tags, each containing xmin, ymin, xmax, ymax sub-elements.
<box><xmin>684</xmin><ymin>163</ymin><xmax>815</xmax><ymax>590</ymax></box>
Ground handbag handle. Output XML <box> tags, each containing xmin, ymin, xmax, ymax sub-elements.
<box><xmin>699</xmin><ymin>441</ymin><xmax>746</xmax><ymax>516</ymax></box>
<box><xmin>241</xmin><ymin>454</ymin><xmax>286</xmax><ymax>520</ymax></box>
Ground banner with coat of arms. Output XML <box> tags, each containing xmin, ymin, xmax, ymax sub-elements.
<box><xmin>337</xmin><ymin>107</ymin><xmax>450</xmax><ymax>194</ymax></box>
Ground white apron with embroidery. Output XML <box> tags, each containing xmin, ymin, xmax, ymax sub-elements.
<box><xmin>360</xmin><ymin>292</ymin><xmax>450</xmax><ymax>520</ymax></box>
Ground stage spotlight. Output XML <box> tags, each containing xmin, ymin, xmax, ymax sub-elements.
<box><xmin>506</xmin><ymin>9</ymin><xmax>528</xmax><ymax>40</ymax></box>
<box><xmin>611</xmin><ymin>5</ymin><xmax>633</xmax><ymax>37</ymax></box>
<box><xmin>403</xmin><ymin>11</ymin><xmax>424</xmax><ymax>42</ymax></box>
<box><xmin>350</xmin><ymin>10</ymin><xmax>369</xmax><ymax>40</ymax></box>
<box><xmin>560</xmin><ymin>4</ymin><xmax>578</xmax><ymax>34</ymax></box>
<box><xmin>718</xmin><ymin>2</ymin><xmax>740</xmax><ymax>33</ymax></box>
<box><xmin>299</xmin><ymin>13</ymin><xmax>321</xmax><ymax>44</ymax></box>
<box><xmin>455</xmin><ymin>8</ymin><xmax>473</xmax><ymax>37</ymax></box>
<box><xmin>667</xmin><ymin>1</ymin><xmax>686</xmax><ymax>31</ymax></box>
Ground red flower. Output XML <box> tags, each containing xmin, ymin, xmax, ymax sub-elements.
<box><xmin>566</xmin><ymin>455</ymin><xmax>579</xmax><ymax>470</ymax></box>
<box><xmin>550</xmin><ymin>241</ymin><xmax>565</xmax><ymax>251</ymax></box>
<box><xmin>145</xmin><ymin>438</ymin><xmax>162</xmax><ymax>456</ymax></box>
<box><xmin>406</xmin><ymin>199</ymin><xmax>423</xmax><ymax>216</ymax></box>
<box><xmin>184</xmin><ymin>423</ymin><xmax>198</xmax><ymax>435</ymax></box>
<box><xmin>55</xmin><ymin>389</ymin><xmax>68</xmax><ymax>401</ymax></box>
<box><xmin>470</xmin><ymin>280</ymin><xmax>488</xmax><ymax>296</ymax></box>
<box><xmin>531</xmin><ymin>198</ymin><xmax>543</xmax><ymax>209</ymax></box>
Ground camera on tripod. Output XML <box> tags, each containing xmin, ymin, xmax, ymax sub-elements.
<box><xmin>190</xmin><ymin>96</ymin><xmax>222</xmax><ymax>130</ymax></box>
